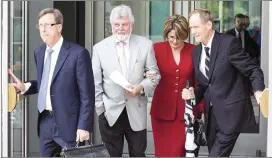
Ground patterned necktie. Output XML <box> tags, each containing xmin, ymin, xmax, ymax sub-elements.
<box><xmin>37</xmin><ymin>48</ymin><xmax>54</xmax><ymax>113</ymax></box>
<box><xmin>204</xmin><ymin>47</ymin><xmax>210</xmax><ymax>79</ymax></box>
<box><xmin>117</xmin><ymin>41</ymin><xmax>127</xmax><ymax>78</ymax></box>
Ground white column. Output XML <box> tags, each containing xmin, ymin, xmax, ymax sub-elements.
<box><xmin>267</xmin><ymin>1</ymin><xmax>272</xmax><ymax>157</ymax></box>
<box><xmin>1</xmin><ymin>1</ymin><xmax>9</xmax><ymax>157</ymax></box>
<box><xmin>0</xmin><ymin>0</ymin><xmax>2</xmax><ymax>156</ymax></box>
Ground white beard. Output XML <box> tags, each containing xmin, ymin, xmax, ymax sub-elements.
<box><xmin>114</xmin><ymin>33</ymin><xmax>130</xmax><ymax>41</ymax></box>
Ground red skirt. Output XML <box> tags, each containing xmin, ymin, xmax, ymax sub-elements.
<box><xmin>151</xmin><ymin>113</ymin><xmax>186</xmax><ymax>157</ymax></box>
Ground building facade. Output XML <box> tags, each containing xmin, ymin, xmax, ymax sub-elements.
<box><xmin>1</xmin><ymin>1</ymin><xmax>272</xmax><ymax>157</ymax></box>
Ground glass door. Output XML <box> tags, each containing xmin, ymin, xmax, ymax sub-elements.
<box><xmin>189</xmin><ymin>0</ymin><xmax>267</xmax><ymax>156</ymax></box>
<box><xmin>8</xmin><ymin>1</ymin><xmax>28</xmax><ymax>157</ymax></box>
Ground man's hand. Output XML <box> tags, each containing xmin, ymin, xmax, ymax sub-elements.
<box><xmin>182</xmin><ymin>87</ymin><xmax>195</xmax><ymax>100</ymax></box>
<box><xmin>254</xmin><ymin>90</ymin><xmax>263</xmax><ymax>105</ymax></box>
<box><xmin>76</xmin><ymin>129</ymin><xmax>90</xmax><ymax>142</ymax></box>
<box><xmin>8</xmin><ymin>69</ymin><xmax>25</xmax><ymax>92</ymax></box>
<box><xmin>126</xmin><ymin>85</ymin><xmax>144</xmax><ymax>97</ymax></box>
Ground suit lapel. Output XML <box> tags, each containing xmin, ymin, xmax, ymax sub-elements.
<box><xmin>207</xmin><ymin>31</ymin><xmax>221</xmax><ymax>80</ymax></box>
<box><xmin>51</xmin><ymin>40</ymin><xmax>70</xmax><ymax>83</ymax></box>
<box><xmin>128</xmin><ymin>36</ymin><xmax>139</xmax><ymax>78</ymax></box>
<box><xmin>194</xmin><ymin>44</ymin><xmax>202</xmax><ymax>74</ymax></box>
<box><xmin>107</xmin><ymin>36</ymin><xmax>122</xmax><ymax>73</ymax></box>
<box><xmin>231</xmin><ymin>28</ymin><xmax>236</xmax><ymax>36</ymax></box>
<box><xmin>36</xmin><ymin>44</ymin><xmax>46</xmax><ymax>84</ymax></box>
<box><xmin>244</xmin><ymin>30</ymin><xmax>249</xmax><ymax>49</ymax></box>
<box><xmin>194</xmin><ymin>44</ymin><xmax>209</xmax><ymax>83</ymax></box>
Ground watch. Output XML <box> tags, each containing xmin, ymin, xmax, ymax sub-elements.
<box><xmin>140</xmin><ymin>88</ymin><xmax>145</xmax><ymax>96</ymax></box>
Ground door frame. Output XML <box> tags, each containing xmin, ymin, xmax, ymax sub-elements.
<box><xmin>1</xmin><ymin>0</ymin><xmax>10</xmax><ymax>157</ymax></box>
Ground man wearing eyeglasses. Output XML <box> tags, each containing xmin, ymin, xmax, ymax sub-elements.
<box><xmin>9</xmin><ymin>8</ymin><xmax>95</xmax><ymax>157</ymax></box>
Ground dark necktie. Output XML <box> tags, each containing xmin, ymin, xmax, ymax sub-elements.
<box><xmin>204</xmin><ymin>47</ymin><xmax>210</xmax><ymax>79</ymax></box>
<box><xmin>238</xmin><ymin>32</ymin><xmax>242</xmax><ymax>44</ymax></box>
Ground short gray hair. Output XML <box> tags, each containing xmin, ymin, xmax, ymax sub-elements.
<box><xmin>110</xmin><ymin>4</ymin><xmax>135</xmax><ymax>24</ymax></box>
<box><xmin>189</xmin><ymin>8</ymin><xmax>214</xmax><ymax>24</ymax></box>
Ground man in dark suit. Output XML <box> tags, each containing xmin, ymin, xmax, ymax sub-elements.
<box><xmin>9</xmin><ymin>8</ymin><xmax>95</xmax><ymax>157</ymax></box>
<box><xmin>182</xmin><ymin>9</ymin><xmax>265</xmax><ymax>157</ymax></box>
<box><xmin>225</xmin><ymin>13</ymin><xmax>260</xmax><ymax>64</ymax></box>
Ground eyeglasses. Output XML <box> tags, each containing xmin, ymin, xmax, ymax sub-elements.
<box><xmin>36</xmin><ymin>23</ymin><xmax>59</xmax><ymax>29</ymax></box>
<box><xmin>167</xmin><ymin>36</ymin><xmax>180</xmax><ymax>42</ymax></box>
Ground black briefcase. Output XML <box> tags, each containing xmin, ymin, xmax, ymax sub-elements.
<box><xmin>60</xmin><ymin>141</ymin><xmax>110</xmax><ymax>157</ymax></box>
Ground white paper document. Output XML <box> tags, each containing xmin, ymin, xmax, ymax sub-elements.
<box><xmin>109</xmin><ymin>71</ymin><xmax>133</xmax><ymax>92</ymax></box>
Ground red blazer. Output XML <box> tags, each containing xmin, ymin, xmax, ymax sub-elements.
<box><xmin>150</xmin><ymin>41</ymin><xmax>204</xmax><ymax>120</ymax></box>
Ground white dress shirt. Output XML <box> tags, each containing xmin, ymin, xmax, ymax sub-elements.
<box><xmin>235</xmin><ymin>28</ymin><xmax>245</xmax><ymax>48</ymax></box>
<box><xmin>115</xmin><ymin>36</ymin><xmax>130</xmax><ymax>68</ymax></box>
<box><xmin>23</xmin><ymin>36</ymin><xmax>63</xmax><ymax>111</ymax></box>
<box><xmin>199</xmin><ymin>31</ymin><xmax>215</xmax><ymax>78</ymax></box>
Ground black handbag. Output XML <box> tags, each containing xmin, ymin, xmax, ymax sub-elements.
<box><xmin>194</xmin><ymin>110</ymin><xmax>208</xmax><ymax>146</ymax></box>
<box><xmin>60</xmin><ymin>141</ymin><xmax>110</xmax><ymax>157</ymax></box>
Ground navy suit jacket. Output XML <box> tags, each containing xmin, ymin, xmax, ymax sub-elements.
<box><xmin>192</xmin><ymin>31</ymin><xmax>265</xmax><ymax>134</ymax></box>
<box><xmin>25</xmin><ymin>40</ymin><xmax>95</xmax><ymax>142</ymax></box>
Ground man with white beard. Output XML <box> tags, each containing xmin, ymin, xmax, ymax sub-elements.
<box><xmin>92</xmin><ymin>4</ymin><xmax>160</xmax><ymax>157</ymax></box>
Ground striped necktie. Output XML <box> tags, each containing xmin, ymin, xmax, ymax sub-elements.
<box><xmin>204</xmin><ymin>47</ymin><xmax>210</xmax><ymax>79</ymax></box>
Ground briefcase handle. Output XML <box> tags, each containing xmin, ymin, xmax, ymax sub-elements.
<box><xmin>75</xmin><ymin>140</ymin><xmax>93</xmax><ymax>148</ymax></box>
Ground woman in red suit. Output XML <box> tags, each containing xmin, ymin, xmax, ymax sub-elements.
<box><xmin>148</xmin><ymin>15</ymin><xmax>204</xmax><ymax>157</ymax></box>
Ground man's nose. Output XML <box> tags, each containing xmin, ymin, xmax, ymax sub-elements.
<box><xmin>191</xmin><ymin>30</ymin><xmax>196</xmax><ymax>36</ymax></box>
<box><xmin>118</xmin><ymin>25</ymin><xmax>124</xmax><ymax>31</ymax></box>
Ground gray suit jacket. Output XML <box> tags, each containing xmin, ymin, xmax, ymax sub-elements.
<box><xmin>92</xmin><ymin>34</ymin><xmax>160</xmax><ymax>131</ymax></box>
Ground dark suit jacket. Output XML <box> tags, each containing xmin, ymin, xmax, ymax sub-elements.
<box><xmin>192</xmin><ymin>31</ymin><xmax>265</xmax><ymax>134</ymax></box>
<box><xmin>25</xmin><ymin>40</ymin><xmax>95</xmax><ymax>142</ymax></box>
<box><xmin>225</xmin><ymin>28</ymin><xmax>260</xmax><ymax>60</ymax></box>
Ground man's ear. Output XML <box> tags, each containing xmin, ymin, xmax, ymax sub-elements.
<box><xmin>58</xmin><ymin>24</ymin><xmax>63</xmax><ymax>33</ymax></box>
<box><xmin>207</xmin><ymin>21</ymin><xmax>213</xmax><ymax>29</ymax></box>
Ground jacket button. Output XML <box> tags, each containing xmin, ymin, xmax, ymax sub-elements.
<box><xmin>175</xmin><ymin>90</ymin><xmax>178</xmax><ymax>92</ymax></box>
<box><xmin>176</xmin><ymin>69</ymin><xmax>179</xmax><ymax>72</ymax></box>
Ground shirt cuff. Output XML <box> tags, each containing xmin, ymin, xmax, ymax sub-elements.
<box><xmin>21</xmin><ymin>82</ymin><xmax>31</xmax><ymax>95</ymax></box>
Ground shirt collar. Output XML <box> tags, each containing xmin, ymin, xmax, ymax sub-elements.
<box><xmin>235</xmin><ymin>28</ymin><xmax>244</xmax><ymax>34</ymax></box>
<box><xmin>46</xmin><ymin>36</ymin><xmax>63</xmax><ymax>53</ymax></box>
<box><xmin>202</xmin><ymin>31</ymin><xmax>215</xmax><ymax>50</ymax></box>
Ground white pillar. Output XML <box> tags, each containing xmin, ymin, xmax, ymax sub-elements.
<box><xmin>267</xmin><ymin>1</ymin><xmax>272</xmax><ymax>157</ymax></box>
<box><xmin>0</xmin><ymin>0</ymin><xmax>9</xmax><ymax>157</ymax></box>
<box><xmin>0</xmin><ymin>0</ymin><xmax>2</xmax><ymax>156</ymax></box>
